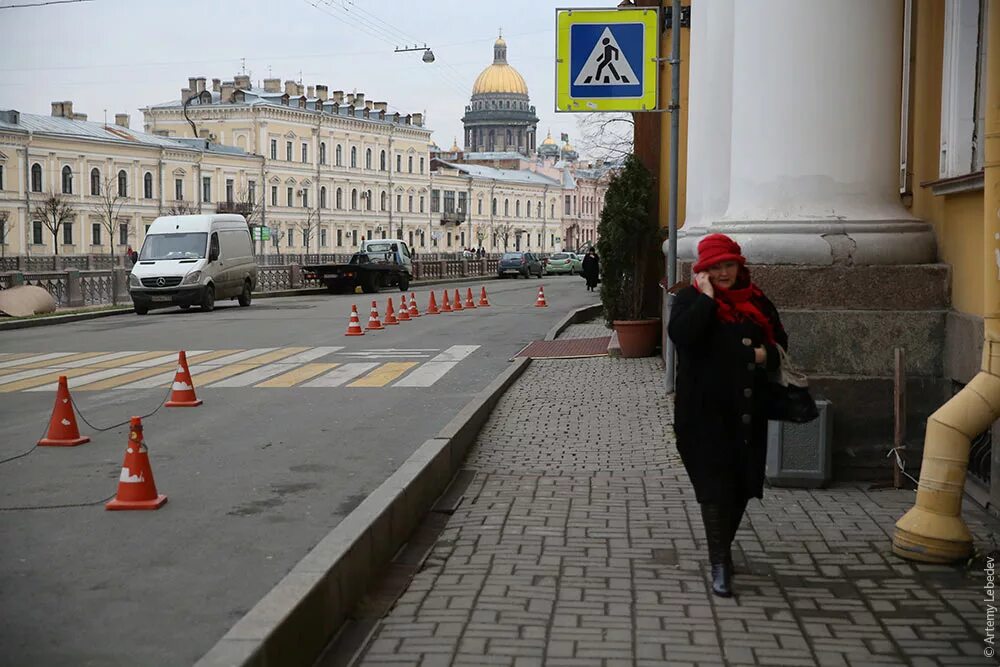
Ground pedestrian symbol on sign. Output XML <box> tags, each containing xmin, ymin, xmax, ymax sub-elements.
<box><xmin>574</xmin><ymin>28</ymin><xmax>638</xmax><ymax>86</ymax></box>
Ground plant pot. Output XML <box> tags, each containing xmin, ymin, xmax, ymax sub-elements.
<box><xmin>613</xmin><ymin>318</ymin><xmax>661</xmax><ymax>358</ymax></box>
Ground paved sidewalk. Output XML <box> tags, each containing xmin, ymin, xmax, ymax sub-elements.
<box><xmin>356</xmin><ymin>322</ymin><xmax>997</xmax><ymax>666</ymax></box>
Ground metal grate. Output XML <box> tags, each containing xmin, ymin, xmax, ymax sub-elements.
<box><xmin>140</xmin><ymin>276</ymin><xmax>182</xmax><ymax>288</ymax></box>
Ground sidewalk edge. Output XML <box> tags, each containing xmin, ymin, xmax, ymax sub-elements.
<box><xmin>194</xmin><ymin>356</ymin><xmax>532</xmax><ymax>667</ymax></box>
<box><xmin>543</xmin><ymin>302</ymin><xmax>602</xmax><ymax>341</ymax></box>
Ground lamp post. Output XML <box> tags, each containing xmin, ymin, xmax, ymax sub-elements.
<box><xmin>394</xmin><ymin>44</ymin><xmax>435</xmax><ymax>63</ymax></box>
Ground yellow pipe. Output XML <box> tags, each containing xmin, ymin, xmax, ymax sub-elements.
<box><xmin>893</xmin><ymin>0</ymin><xmax>1000</xmax><ymax>562</ymax></box>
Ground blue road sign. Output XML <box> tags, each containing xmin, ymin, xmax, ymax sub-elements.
<box><xmin>569</xmin><ymin>22</ymin><xmax>645</xmax><ymax>99</ymax></box>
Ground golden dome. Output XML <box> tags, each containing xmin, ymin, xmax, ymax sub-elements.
<box><xmin>563</xmin><ymin>141</ymin><xmax>576</xmax><ymax>152</ymax></box>
<box><xmin>472</xmin><ymin>35</ymin><xmax>529</xmax><ymax>96</ymax></box>
<box><xmin>541</xmin><ymin>131</ymin><xmax>556</xmax><ymax>146</ymax></box>
<box><xmin>450</xmin><ymin>137</ymin><xmax>461</xmax><ymax>152</ymax></box>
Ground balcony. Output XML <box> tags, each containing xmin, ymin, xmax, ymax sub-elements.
<box><xmin>216</xmin><ymin>201</ymin><xmax>253</xmax><ymax>215</ymax></box>
<box><xmin>440</xmin><ymin>211</ymin><xmax>466</xmax><ymax>225</ymax></box>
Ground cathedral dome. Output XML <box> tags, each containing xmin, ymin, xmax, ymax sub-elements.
<box><xmin>472</xmin><ymin>36</ymin><xmax>529</xmax><ymax>96</ymax></box>
<box><xmin>541</xmin><ymin>131</ymin><xmax>557</xmax><ymax>146</ymax></box>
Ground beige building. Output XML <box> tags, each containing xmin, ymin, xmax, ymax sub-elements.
<box><xmin>0</xmin><ymin>104</ymin><xmax>260</xmax><ymax>258</ymax></box>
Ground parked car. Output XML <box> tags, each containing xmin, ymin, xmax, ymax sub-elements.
<box><xmin>497</xmin><ymin>252</ymin><xmax>544</xmax><ymax>278</ymax></box>
<box><xmin>569</xmin><ymin>252</ymin><xmax>584</xmax><ymax>273</ymax></box>
<box><xmin>545</xmin><ymin>252</ymin><xmax>576</xmax><ymax>275</ymax></box>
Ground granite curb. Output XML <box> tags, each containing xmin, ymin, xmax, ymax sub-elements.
<box><xmin>543</xmin><ymin>303</ymin><xmax>602</xmax><ymax>341</ymax></box>
<box><xmin>194</xmin><ymin>355</ymin><xmax>532</xmax><ymax>667</ymax></box>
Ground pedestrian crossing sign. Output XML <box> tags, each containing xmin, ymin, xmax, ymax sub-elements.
<box><xmin>555</xmin><ymin>7</ymin><xmax>659</xmax><ymax>112</ymax></box>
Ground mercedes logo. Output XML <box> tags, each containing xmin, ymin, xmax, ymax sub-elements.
<box><xmin>156</xmin><ymin>277</ymin><xmax>166</xmax><ymax>287</ymax></box>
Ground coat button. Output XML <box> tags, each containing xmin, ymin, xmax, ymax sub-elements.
<box><xmin>742</xmin><ymin>337</ymin><xmax>752</xmax><ymax>346</ymax></box>
<box><xmin>741</xmin><ymin>414</ymin><xmax>751</xmax><ymax>425</ymax></box>
<box><xmin>744</xmin><ymin>388</ymin><xmax>753</xmax><ymax>398</ymax></box>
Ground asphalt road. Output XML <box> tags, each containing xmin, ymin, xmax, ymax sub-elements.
<box><xmin>0</xmin><ymin>275</ymin><xmax>600</xmax><ymax>666</ymax></box>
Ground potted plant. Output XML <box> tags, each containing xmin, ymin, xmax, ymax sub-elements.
<box><xmin>596</xmin><ymin>154</ymin><xmax>662</xmax><ymax>358</ymax></box>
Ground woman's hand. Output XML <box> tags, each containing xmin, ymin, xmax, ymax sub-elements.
<box><xmin>754</xmin><ymin>346</ymin><xmax>767</xmax><ymax>364</ymax></box>
<box><xmin>694</xmin><ymin>272</ymin><xmax>714</xmax><ymax>298</ymax></box>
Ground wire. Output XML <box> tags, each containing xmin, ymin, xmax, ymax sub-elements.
<box><xmin>0</xmin><ymin>0</ymin><xmax>93</xmax><ymax>8</ymax></box>
<box><xmin>886</xmin><ymin>446</ymin><xmax>920</xmax><ymax>487</ymax></box>
<box><xmin>0</xmin><ymin>492</ymin><xmax>117</xmax><ymax>511</ymax></box>
<box><xmin>70</xmin><ymin>382</ymin><xmax>173</xmax><ymax>432</ymax></box>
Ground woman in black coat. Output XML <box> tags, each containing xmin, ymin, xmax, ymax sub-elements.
<box><xmin>667</xmin><ymin>233</ymin><xmax>787</xmax><ymax>598</ymax></box>
<box><xmin>581</xmin><ymin>248</ymin><xmax>599</xmax><ymax>291</ymax></box>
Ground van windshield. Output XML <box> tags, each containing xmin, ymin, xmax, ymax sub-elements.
<box><xmin>140</xmin><ymin>233</ymin><xmax>208</xmax><ymax>260</ymax></box>
<box><xmin>364</xmin><ymin>242</ymin><xmax>394</xmax><ymax>254</ymax></box>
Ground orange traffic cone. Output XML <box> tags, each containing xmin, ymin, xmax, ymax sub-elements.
<box><xmin>398</xmin><ymin>294</ymin><xmax>411</xmax><ymax>321</ymax></box>
<box><xmin>165</xmin><ymin>351</ymin><xmax>202</xmax><ymax>407</ymax></box>
<box><xmin>535</xmin><ymin>286</ymin><xmax>548</xmax><ymax>308</ymax></box>
<box><xmin>452</xmin><ymin>289</ymin><xmax>464</xmax><ymax>311</ymax></box>
<box><xmin>464</xmin><ymin>287</ymin><xmax>477</xmax><ymax>309</ymax></box>
<box><xmin>37</xmin><ymin>375</ymin><xmax>90</xmax><ymax>447</ymax></box>
<box><xmin>408</xmin><ymin>292</ymin><xmax>421</xmax><ymax>317</ymax></box>
<box><xmin>426</xmin><ymin>291</ymin><xmax>440</xmax><ymax>315</ymax></box>
<box><xmin>440</xmin><ymin>290</ymin><xmax>453</xmax><ymax>313</ymax></box>
<box><xmin>478</xmin><ymin>286</ymin><xmax>491</xmax><ymax>307</ymax></box>
<box><xmin>345</xmin><ymin>304</ymin><xmax>366</xmax><ymax>336</ymax></box>
<box><xmin>384</xmin><ymin>297</ymin><xmax>400</xmax><ymax>325</ymax></box>
<box><xmin>366</xmin><ymin>300</ymin><xmax>384</xmax><ymax>330</ymax></box>
<box><xmin>105</xmin><ymin>416</ymin><xmax>167</xmax><ymax>511</ymax></box>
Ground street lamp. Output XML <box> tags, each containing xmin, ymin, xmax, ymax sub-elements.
<box><xmin>394</xmin><ymin>44</ymin><xmax>435</xmax><ymax>63</ymax></box>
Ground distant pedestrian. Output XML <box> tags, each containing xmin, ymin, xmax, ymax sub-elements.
<box><xmin>667</xmin><ymin>233</ymin><xmax>788</xmax><ymax>599</ymax></box>
<box><xmin>581</xmin><ymin>247</ymin><xmax>599</xmax><ymax>291</ymax></box>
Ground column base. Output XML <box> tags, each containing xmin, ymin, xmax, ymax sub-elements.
<box><xmin>675</xmin><ymin>220</ymin><xmax>937</xmax><ymax>265</ymax></box>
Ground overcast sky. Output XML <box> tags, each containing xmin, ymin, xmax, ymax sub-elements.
<box><xmin>0</xmin><ymin>0</ymin><xmax>612</xmax><ymax>153</ymax></box>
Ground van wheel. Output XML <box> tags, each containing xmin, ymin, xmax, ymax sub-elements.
<box><xmin>361</xmin><ymin>274</ymin><xmax>378</xmax><ymax>294</ymax></box>
<box><xmin>134</xmin><ymin>305</ymin><xmax>148</xmax><ymax>315</ymax></box>
<box><xmin>398</xmin><ymin>275</ymin><xmax>410</xmax><ymax>292</ymax></box>
<box><xmin>238</xmin><ymin>281</ymin><xmax>252</xmax><ymax>307</ymax></box>
<box><xmin>201</xmin><ymin>285</ymin><xmax>216</xmax><ymax>312</ymax></box>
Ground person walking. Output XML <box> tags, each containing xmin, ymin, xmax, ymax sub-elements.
<box><xmin>667</xmin><ymin>233</ymin><xmax>787</xmax><ymax>598</ymax></box>
<box><xmin>581</xmin><ymin>247</ymin><xmax>600</xmax><ymax>291</ymax></box>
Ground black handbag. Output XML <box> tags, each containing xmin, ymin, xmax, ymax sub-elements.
<box><xmin>766</xmin><ymin>346</ymin><xmax>819</xmax><ymax>423</ymax></box>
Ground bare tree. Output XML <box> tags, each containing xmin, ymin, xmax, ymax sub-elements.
<box><xmin>270</xmin><ymin>227</ymin><xmax>286</xmax><ymax>260</ymax></box>
<box><xmin>475</xmin><ymin>224</ymin><xmax>487</xmax><ymax>250</ymax></box>
<box><xmin>496</xmin><ymin>220</ymin><xmax>516</xmax><ymax>251</ymax></box>
<box><xmin>0</xmin><ymin>210</ymin><xmax>8</xmax><ymax>261</ymax></box>
<box><xmin>90</xmin><ymin>174</ymin><xmax>127</xmax><ymax>269</ymax></box>
<box><xmin>33</xmin><ymin>194</ymin><xmax>75</xmax><ymax>256</ymax></box>
<box><xmin>164</xmin><ymin>201</ymin><xmax>196</xmax><ymax>216</ymax></box>
<box><xmin>296</xmin><ymin>208</ymin><xmax>320</xmax><ymax>260</ymax></box>
<box><xmin>576</xmin><ymin>113</ymin><xmax>634</xmax><ymax>163</ymax></box>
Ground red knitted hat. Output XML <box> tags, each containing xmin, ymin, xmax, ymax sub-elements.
<box><xmin>692</xmin><ymin>233</ymin><xmax>746</xmax><ymax>273</ymax></box>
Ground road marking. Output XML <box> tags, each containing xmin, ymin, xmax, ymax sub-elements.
<box><xmin>0</xmin><ymin>351</ymin><xmax>113</xmax><ymax>374</ymax></box>
<box><xmin>84</xmin><ymin>350</ymin><xmax>175</xmax><ymax>369</ymax></box>
<box><xmin>430</xmin><ymin>345</ymin><xmax>480</xmax><ymax>362</ymax></box>
<box><xmin>193</xmin><ymin>348</ymin><xmax>279</xmax><ymax>367</ymax></box>
<box><xmin>105</xmin><ymin>350</ymin><xmax>243</xmax><ymax>390</ymax></box>
<box><xmin>59</xmin><ymin>350</ymin><xmax>145</xmax><ymax>368</ymax></box>
<box><xmin>25</xmin><ymin>365</ymin><xmax>142</xmax><ymax>392</ymax></box>
<box><xmin>0</xmin><ymin>365</ymin><xmax>102</xmax><ymax>390</ymax></box>
<box><xmin>392</xmin><ymin>345</ymin><xmax>480</xmax><ymax>387</ymax></box>
<box><xmin>0</xmin><ymin>352</ymin><xmax>77</xmax><ymax>370</ymax></box>
<box><xmin>279</xmin><ymin>347</ymin><xmax>343</xmax><ymax>363</ymax></box>
<box><xmin>337</xmin><ymin>352</ymin><xmax>433</xmax><ymax>358</ymax></box>
<box><xmin>209</xmin><ymin>360</ymin><xmax>312</xmax><ymax>387</ymax></box>
<box><xmin>348</xmin><ymin>362</ymin><xmax>418</xmax><ymax>387</ymax></box>
<box><xmin>194</xmin><ymin>348</ymin><xmax>307</xmax><ymax>387</ymax></box>
<box><xmin>0</xmin><ymin>352</ymin><xmax>34</xmax><ymax>362</ymax></box>
<box><xmin>256</xmin><ymin>363</ymin><xmax>340</xmax><ymax>388</ymax></box>
<box><xmin>303</xmin><ymin>362</ymin><xmax>379</xmax><ymax>387</ymax></box>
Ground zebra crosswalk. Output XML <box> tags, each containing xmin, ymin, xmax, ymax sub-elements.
<box><xmin>0</xmin><ymin>346</ymin><xmax>479</xmax><ymax>393</ymax></box>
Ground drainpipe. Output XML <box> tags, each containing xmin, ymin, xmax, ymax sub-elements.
<box><xmin>893</xmin><ymin>6</ymin><xmax>1000</xmax><ymax>563</ymax></box>
<box><xmin>23</xmin><ymin>131</ymin><xmax>32</xmax><ymax>257</ymax></box>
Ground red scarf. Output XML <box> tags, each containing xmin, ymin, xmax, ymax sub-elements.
<box><xmin>696</xmin><ymin>268</ymin><xmax>776</xmax><ymax>344</ymax></box>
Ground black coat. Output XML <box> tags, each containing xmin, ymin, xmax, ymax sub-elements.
<box><xmin>667</xmin><ymin>285</ymin><xmax>787</xmax><ymax>503</ymax></box>
<box><xmin>581</xmin><ymin>254</ymin><xmax>599</xmax><ymax>285</ymax></box>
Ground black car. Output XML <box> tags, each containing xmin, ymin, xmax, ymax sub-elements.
<box><xmin>497</xmin><ymin>252</ymin><xmax>543</xmax><ymax>278</ymax></box>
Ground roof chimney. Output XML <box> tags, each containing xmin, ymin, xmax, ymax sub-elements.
<box><xmin>296</xmin><ymin>82</ymin><xmax>304</xmax><ymax>97</ymax></box>
<box><xmin>345</xmin><ymin>93</ymin><xmax>355</xmax><ymax>105</ymax></box>
<box><xmin>316</xmin><ymin>85</ymin><xmax>328</xmax><ymax>101</ymax></box>
<box><xmin>365</xmin><ymin>100</ymin><xmax>373</xmax><ymax>111</ymax></box>
<box><xmin>374</xmin><ymin>101</ymin><xmax>387</xmax><ymax>112</ymax></box>
<box><xmin>284</xmin><ymin>80</ymin><xmax>297</xmax><ymax>96</ymax></box>
<box><xmin>195</xmin><ymin>77</ymin><xmax>206</xmax><ymax>93</ymax></box>
<box><xmin>188</xmin><ymin>77</ymin><xmax>198</xmax><ymax>92</ymax></box>
<box><xmin>212</xmin><ymin>78</ymin><xmax>221</xmax><ymax>92</ymax></box>
<box><xmin>354</xmin><ymin>93</ymin><xmax>365</xmax><ymax>107</ymax></box>
<box><xmin>411</xmin><ymin>112</ymin><xmax>423</xmax><ymax>127</ymax></box>
<box><xmin>307</xmin><ymin>85</ymin><xmax>315</xmax><ymax>98</ymax></box>
<box><xmin>234</xmin><ymin>74</ymin><xmax>251</xmax><ymax>90</ymax></box>
<box><xmin>115</xmin><ymin>113</ymin><xmax>130</xmax><ymax>128</ymax></box>
<box><xmin>181</xmin><ymin>87</ymin><xmax>195</xmax><ymax>104</ymax></box>
<box><xmin>220</xmin><ymin>81</ymin><xmax>235</xmax><ymax>102</ymax></box>
<box><xmin>263</xmin><ymin>78</ymin><xmax>281</xmax><ymax>93</ymax></box>
<box><xmin>332</xmin><ymin>90</ymin><xmax>344</xmax><ymax>103</ymax></box>
<box><xmin>51</xmin><ymin>101</ymin><xmax>65</xmax><ymax>117</ymax></box>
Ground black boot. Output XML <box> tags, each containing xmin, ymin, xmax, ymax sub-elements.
<box><xmin>727</xmin><ymin>497</ymin><xmax>749</xmax><ymax>575</ymax></box>
<box><xmin>700</xmin><ymin>503</ymin><xmax>733</xmax><ymax>598</ymax></box>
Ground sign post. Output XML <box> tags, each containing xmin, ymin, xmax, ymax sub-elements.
<box><xmin>555</xmin><ymin>7</ymin><xmax>660</xmax><ymax>112</ymax></box>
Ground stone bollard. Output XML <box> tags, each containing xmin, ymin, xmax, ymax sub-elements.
<box><xmin>16</xmin><ymin>256</ymin><xmax>26</xmax><ymax>271</ymax></box>
<box><xmin>112</xmin><ymin>268</ymin><xmax>130</xmax><ymax>304</ymax></box>
<box><xmin>9</xmin><ymin>271</ymin><xmax>25</xmax><ymax>287</ymax></box>
<box><xmin>438</xmin><ymin>260</ymin><xmax>447</xmax><ymax>279</ymax></box>
<box><xmin>86</xmin><ymin>255</ymin><xmax>94</xmax><ymax>270</ymax></box>
<box><xmin>290</xmin><ymin>264</ymin><xmax>303</xmax><ymax>289</ymax></box>
<box><xmin>413</xmin><ymin>261</ymin><xmax>422</xmax><ymax>281</ymax></box>
<box><xmin>65</xmin><ymin>269</ymin><xmax>84</xmax><ymax>307</ymax></box>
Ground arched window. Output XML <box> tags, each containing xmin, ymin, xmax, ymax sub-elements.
<box><xmin>506</xmin><ymin>129</ymin><xmax>512</xmax><ymax>146</ymax></box>
<box><xmin>504</xmin><ymin>199</ymin><xmax>509</xmax><ymax>217</ymax></box>
<box><xmin>408</xmin><ymin>156</ymin><xmax>413</xmax><ymax>173</ymax></box>
<box><xmin>117</xmin><ymin>170</ymin><xmax>127</xmax><ymax>197</ymax></box>
<box><xmin>320</xmin><ymin>186</ymin><xmax>328</xmax><ymax>209</ymax></box>
<box><xmin>30</xmin><ymin>163</ymin><xmax>42</xmax><ymax>192</ymax></box>
<box><xmin>336</xmin><ymin>187</ymin><xmax>343</xmax><ymax>209</ymax></box>
<box><xmin>320</xmin><ymin>142</ymin><xmax>327</xmax><ymax>165</ymax></box>
<box><xmin>90</xmin><ymin>168</ymin><xmax>100</xmax><ymax>195</ymax></box>
<box><xmin>336</xmin><ymin>144</ymin><xmax>343</xmax><ymax>166</ymax></box>
<box><xmin>365</xmin><ymin>148</ymin><xmax>372</xmax><ymax>170</ymax></box>
<box><xmin>379</xmin><ymin>150</ymin><xmax>386</xmax><ymax>171</ymax></box>
<box><xmin>350</xmin><ymin>146</ymin><xmax>357</xmax><ymax>168</ymax></box>
<box><xmin>366</xmin><ymin>189</ymin><xmax>373</xmax><ymax>210</ymax></box>
<box><xmin>524</xmin><ymin>200</ymin><xmax>530</xmax><ymax>218</ymax></box>
<box><xmin>488</xmin><ymin>130</ymin><xmax>495</xmax><ymax>151</ymax></box>
<box><xmin>61</xmin><ymin>166</ymin><xmax>73</xmax><ymax>194</ymax></box>
<box><xmin>143</xmin><ymin>172</ymin><xmax>153</xmax><ymax>199</ymax></box>
<box><xmin>491</xmin><ymin>198</ymin><xmax>497</xmax><ymax>215</ymax></box>
<box><xmin>536</xmin><ymin>201</ymin><xmax>542</xmax><ymax>218</ymax></box>
<box><xmin>380</xmin><ymin>191</ymin><xmax>387</xmax><ymax>211</ymax></box>
<box><xmin>351</xmin><ymin>188</ymin><xmax>358</xmax><ymax>209</ymax></box>
<box><xmin>515</xmin><ymin>200</ymin><xmax>520</xmax><ymax>217</ymax></box>
<box><xmin>395</xmin><ymin>154</ymin><xmax>401</xmax><ymax>172</ymax></box>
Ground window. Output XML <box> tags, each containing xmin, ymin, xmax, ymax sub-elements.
<box><xmin>444</xmin><ymin>190</ymin><xmax>455</xmax><ymax>213</ymax></box>
<box><xmin>351</xmin><ymin>189</ymin><xmax>358</xmax><ymax>209</ymax></box>
<box><xmin>320</xmin><ymin>186</ymin><xmax>328</xmax><ymax>209</ymax></box>
<box><xmin>271</xmin><ymin>185</ymin><xmax>278</xmax><ymax>206</ymax></box>
<box><xmin>248</xmin><ymin>180</ymin><xmax>256</xmax><ymax>203</ymax></box>
<box><xmin>379</xmin><ymin>150</ymin><xmax>386</xmax><ymax>171</ymax></box>
<box><xmin>478</xmin><ymin>199</ymin><xmax>483</xmax><ymax>215</ymax></box>
<box><xmin>538</xmin><ymin>233</ymin><xmax>542</xmax><ymax>247</ymax></box>
<box><xmin>91</xmin><ymin>222</ymin><xmax>102</xmax><ymax>246</ymax></box>
<box><xmin>515</xmin><ymin>200</ymin><xmax>520</xmax><ymax>217</ymax></box>
<box><xmin>175</xmin><ymin>178</ymin><xmax>184</xmax><ymax>201</ymax></box>
<box><xmin>350</xmin><ymin>146</ymin><xmax>357</xmax><ymax>168</ymax></box>
<box><xmin>0</xmin><ymin>164</ymin><xmax>4</xmax><ymax>190</ymax></box>
<box><xmin>337</xmin><ymin>229</ymin><xmax>343</xmax><ymax>246</ymax></box>
<box><xmin>143</xmin><ymin>172</ymin><xmax>153</xmax><ymax>199</ymax></box>
<box><xmin>365</xmin><ymin>148</ymin><xmax>372</xmax><ymax>170</ymax></box>
<box><xmin>0</xmin><ymin>216</ymin><xmax>5</xmax><ymax>245</ymax></box>
<box><xmin>321</xmin><ymin>227</ymin><xmax>328</xmax><ymax>247</ymax></box>
<box><xmin>408</xmin><ymin>156</ymin><xmax>413</xmax><ymax>173</ymax></box>
<box><xmin>365</xmin><ymin>189</ymin><xmax>373</xmax><ymax>210</ymax></box>
<box><xmin>119</xmin><ymin>222</ymin><xmax>128</xmax><ymax>246</ymax></box>
<box><xmin>492</xmin><ymin>198</ymin><xmax>497</xmax><ymax>215</ymax></box>
<box><xmin>408</xmin><ymin>195</ymin><xmax>413</xmax><ymax>212</ymax></box>
<box><xmin>396</xmin><ymin>194</ymin><xmax>402</xmax><ymax>211</ymax></box>
<box><xmin>63</xmin><ymin>222</ymin><xmax>73</xmax><ymax>245</ymax></box>
<box><xmin>395</xmin><ymin>154</ymin><xmax>401</xmax><ymax>172</ymax></box>
<box><xmin>270</xmin><ymin>139</ymin><xmax>278</xmax><ymax>160</ymax></box>
<box><xmin>202</xmin><ymin>176</ymin><xmax>212</xmax><ymax>203</ymax></box>
<box><xmin>524</xmin><ymin>200</ymin><xmax>530</xmax><ymax>218</ymax></box>
<box><xmin>90</xmin><ymin>168</ymin><xmax>100</xmax><ymax>195</ymax></box>
<box><xmin>320</xmin><ymin>142</ymin><xmax>327</xmax><ymax>165</ymax></box>
<box><xmin>380</xmin><ymin>191</ymin><xmax>387</xmax><ymax>211</ymax></box>
<box><xmin>565</xmin><ymin>195</ymin><xmax>571</xmax><ymax>213</ymax></box>
<box><xmin>938</xmin><ymin>0</ymin><xmax>989</xmax><ymax>177</ymax></box>
<box><xmin>30</xmin><ymin>163</ymin><xmax>42</xmax><ymax>192</ymax></box>
<box><xmin>447</xmin><ymin>232</ymin><xmax>452</xmax><ymax>246</ymax></box>
<box><xmin>431</xmin><ymin>189</ymin><xmax>440</xmax><ymax>213</ymax></box>
<box><xmin>286</xmin><ymin>141</ymin><xmax>293</xmax><ymax>161</ymax></box>
<box><xmin>504</xmin><ymin>199</ymin><xmax>509</xmax><ymax>216</ymax></box>
<box><xmin>62</xmin><ymin>166</ymin><xmax>73</xmax><ymax>194</ymax></box>
<box><xmin>458</xmin><ymin>192</ymin><xmax>467</xmax><ymax>215</ymax></box>
<box><xmin>288</xmin><ymin>228</ymin><xmax>295</xmax><ymax>247</ymax></box>
<box><xmin>352</xmin><ymin>229</ymin><xmax>358</xmax><ymax>245</ymax></box>
<box><xmin>302</xmin><ymin>188</ymin><xmax>309</xmax><ymax>208</ymax></box>
<box><xmin>419</xmin><ymin>157</ymin><xmax>425</xmax><ymax>174</ymax></box>
<box><xmin>336</xmin><ymin>187</ymin><xmax>343</xmax><ymax>209</ymax></box>
<box><xmin>287</xmin><ymin>187</ymin><xmax>294</xmax><ymax>207</ymax></box>
<box><xmin>32</xmin><ymin>220</ymin><xmax>43</xmax><ymax>244</ymax></box>
<box><xmin>336</xmin><ymin>144</ymin><xmax>343</xmax><ymax>166</ymax></box>
<box><xmin>419</xmin><ymin>195</ymin><xmax>425</xmax><ymax>213</ymax></box>
<box><xmin>300</xmin><ymin>143</ymin><xmax>307</xmax><ymax>163</ymax></box>
<box><xmin>551</xmin><ymin>202</ymin><xmax>555</xmax><ymax>218</ymax></box>
<box><xmin>117</xmin><ymin>170</ymin><xmax>127</xmax><ymax>197</ymax></box>
<box><xmin>226</xmin><ymin>178</ymin><xmax>234</xmax><ymax>203</ymax></box>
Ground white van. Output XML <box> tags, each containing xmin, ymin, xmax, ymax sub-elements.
<box><xmin>128</xmin><ymin>214</ymin><xmax>257</xmax><ymax>315</ymax></box>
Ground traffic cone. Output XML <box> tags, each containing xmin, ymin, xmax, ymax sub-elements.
<box><xmin>408</xmin><ymin>292</ymin><xmax>421</xmax><ymax>317</ymax></box>
<box><xmin>398</xmin><ymin>294</ymin><xmax>411</xmax><ymax>321</ymax></box>
<box><xmin>452</xmin><ymin>289</ymin><xmax>464</xmax><ymax>311</ymax></box>
<box><xmin>426</xmin><ymin>291</ymin><xmax>440</xmax><ymax>315</ymax></box>
<box><xmin>37</xmin><ymin>375</ymin><xmax>90</xmax><ymax>447</ymax></box>
<box><xmin>345</xmin><ymin>304</ymin><xmax>366</xmax><ymax>336</ymax></box>
<box><xmin>105</xmin><ymin>416</ymin><xmax>167</xmax><ymax>511</ymax></box>
<box><xmin>384</xmin><ymin>297</ymin><xmax>400</xmax><ymax>325</ymax></box>
<box><xmin>440</xmin><ymin>290</ymin><xmax>453</xmax><ymax>313</ymax></box>
<box><xmin>165</xmin><ymin>350</ymin><xmax>202</xmax><ymax>408</ymax></box>
<box><xmin>478</xmin><ymin>286</ymin><xmax>491</xmax><ymax>307</ymax></box>
<box><xmin>366</xmin><ymin>300</ymin><xmax>384</xmax><ymax>330</ymax></box>
<box><xmin>464</xmin><ymin>287</ymin><xmax>477</xmax><ymax>309</ymax></box>
<box><xmin>535</xmin><ymin>286</ymin><xmax>548</xmax><ymax>308</ymax></box>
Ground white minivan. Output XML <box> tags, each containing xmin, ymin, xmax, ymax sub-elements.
<box><xmin>129</xmin><ymin>215</ymin><xmax>257</xmax><ymax>315</ymax></box>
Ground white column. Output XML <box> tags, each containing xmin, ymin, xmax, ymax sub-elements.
<box><xmin>676</xmin><ymin>0</ymin><xmax>735</xmax><ymax>260</ymax></box>
<box><xmin>700</xmin><ymin>0</ymin><xmax>935</xmax><ymax>265</ymax></box>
